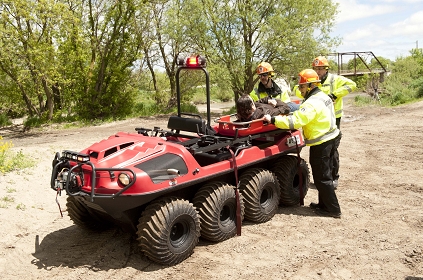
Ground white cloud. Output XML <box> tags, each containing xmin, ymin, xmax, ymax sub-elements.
<box><xmin>334</xmin><ymin>0</ymin><xmax>397</xmax><ymax>23</ymax></box>
<box><xmin>346</xmin><ymin>24</ymin><xmax>382</xmax><ymax>41</ymax></box>
<box><xmin>373</xmin><ymin>0</ymin><xmax>423</xmax><ymax>3</ymax></box>
<box><xmin>332</xmin><ymin>0</ymin><xmax>423</xmax><ymax>59</ymax></box>
<box><xmin>389</xmin><ymin>10</ymin><xmax>423</xmax><ymax>37</ymax></box>
<box><xmin>339</xmin><ymin>10</ymin><xmax>423</xmax><ymax>43</ymax></box>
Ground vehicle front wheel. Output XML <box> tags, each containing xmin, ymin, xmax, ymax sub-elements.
<box><xmin>66</xmin><ymin>196</ymin><xmax>114</xmax><ymax>231</ymax></box>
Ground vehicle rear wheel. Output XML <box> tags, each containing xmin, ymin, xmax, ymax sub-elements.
<box><xmin>271</xmin><ymin>155</ymin><xmax>310</xmax><ymax>206</ymax></box>
<box><xmin>66</xmin><ymin>196</ymin><xmax>113</xmax><ymax>231</ymax></box>
<box><xmin>238</xmin><ymin>168</ymin><xmax>280</xmax><ymax>223</ymax></box>
<box><xmin>136</xmin><ymin>197</ymin><xmax>200</xmax><ymax>265</ymax></box>
<box><xmin>193</xmin><ymin>181</ymin><xmax>244</xmax><ymax>242</ymax></box>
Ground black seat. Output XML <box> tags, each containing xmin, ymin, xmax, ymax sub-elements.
<box><xmin>167</xmin><ymin>116</ymin><xmax>205</xmax><ymax>134</ymax></box>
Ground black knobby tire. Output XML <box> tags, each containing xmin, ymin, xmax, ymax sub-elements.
<box><xmin>136</xmin><ymin>197</ymin><xmax>200</xmax><ymax>266</ymax></box>
<box><xmin>66</xmin><ymin>196</ymin><xmax>113</xmax><ymax>231</ymax></box>
<box><xmin>271</xmin><ymin>155</ymin><xmax>310</xmax><ymax>206</ymax></box>
<box><xmin>193</xmin><ymin>182</ymin><xmax>244</xmax><ymax>242</ymax></box>
<box><xmin>238</xmin><ymin>168</ymin><xmax>280</xmax><ymax>223</ymax></box>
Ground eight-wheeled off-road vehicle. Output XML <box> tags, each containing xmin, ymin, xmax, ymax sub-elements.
<box><xmin>50</xmin><ymin>55</ymin><xmax>310</xmax><ymax>265</ymax></box>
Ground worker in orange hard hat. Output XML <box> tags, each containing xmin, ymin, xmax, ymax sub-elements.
<box><xmin>264</xmin><ymin>69</ymin><xmax>341</xmax><ymax>218</ymax></box>
<box><xmin>250</xmin><ymin>62</ymin><xmax>299</xmax><ymax>112</ymax></box>
<box><xmin>311</xmin><ymin>56</ymin><xmax>356</xmax><ymax>190</ymax></box>
<box><xmin>311</xmin><ymin>56</ymin><xmax>356</xmax><ymax>125</ymax></box>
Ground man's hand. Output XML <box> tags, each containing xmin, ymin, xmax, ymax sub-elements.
<box><xmin>263</xmin><ymin>114</ymin><xmax>271</xmax><ymax>123</ymax></box>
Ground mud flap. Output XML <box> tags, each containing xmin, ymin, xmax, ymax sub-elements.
<box><xmin>228</xmin><ymin>148</ymin><xmax>242</xmax><ymax>236</ymax></box>
<box><xmin>290</xmin><ymin>132</ymin><xmax>304</xmax><ymax>205</ymax></box>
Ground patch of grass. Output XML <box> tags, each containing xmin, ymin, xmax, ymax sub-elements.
<box><xmin>0</xmin><ymin>195</ymin><xmax>15</xmax><ymax>208</ymax></box>
<box><xmin>62</xmin><ymin>122</ymin><xmax>85</xmax><ymax>129</ymax></box>
<box><xmin>6</xmin><ymin>187</ymin><xmax>16</xmax><ymax>193</ymax></box>
<box><xmin>16</xmin><ymin>203</ymin><xmax>26</xmax><ymax>210</ymax></box>
<box><xmin>353</xmin><ymin>95</ymin><xmax>379</xmax><ymax>106</ymax></box>
<box><xmin>6</xmin><ymin>179</ymin><xmax>15</xmax><ymax>184</ymax></box>
<box><xmin>0</xmin><ymin>136</ymin><xmax>36</xmax><ymax>174</ymax></box>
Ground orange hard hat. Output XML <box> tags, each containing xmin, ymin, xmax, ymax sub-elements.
<box><xmin>256</xmin><ymin>62</ymin><xmax>274</xmax><ymax>76</ymax></box>
<box><xmin>298</xmin><ymin>69</ymin><xmax>321</xmax><ymax>85</ymax></box>
<box><xmin>312</xmin><ymin>56</ymin><xmax>329</xmax><ymax>68</ymax></box>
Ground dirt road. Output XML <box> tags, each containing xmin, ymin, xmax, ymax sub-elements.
<box><xmin>1</xmin><ymin>94</ymin><xmax>423</xmax><ymax>279</ymax></box>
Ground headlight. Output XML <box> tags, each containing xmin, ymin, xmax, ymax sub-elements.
<box><xmin>118</xmin><ymin>173</ymin><xmax>131</xmax><ymax>186</ymax></box>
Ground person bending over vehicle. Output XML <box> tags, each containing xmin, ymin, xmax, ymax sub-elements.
<box><xmin>264</xmin><ymin>69</ymin><xmax>341</xmax><ymax>218</ymax></box>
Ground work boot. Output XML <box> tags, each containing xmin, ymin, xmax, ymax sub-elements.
<box><xmin>316</xmin><ymin>208</ymin><xmax>341</xmax><ymax>219</ymax></box>
<box><xmin>309</xmin><ymin>202</ymin><xmax>329</xmax><ymax>212</ymax></box>
<box><xmin>309</xmin><ymin>202</ymin><xmax>321</xmax><ymax>209</ymax></box>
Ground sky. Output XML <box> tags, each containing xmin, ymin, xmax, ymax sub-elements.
<box><xmin>331</xmin><ymin>0</ymin><xmax>423</xmax><ymax>61</ymax></box>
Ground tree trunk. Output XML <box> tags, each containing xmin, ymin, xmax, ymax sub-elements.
<box><xmin>41</xmin><ymin>77</ymin><xmax>54</xmax><ymax>120</ymax></box>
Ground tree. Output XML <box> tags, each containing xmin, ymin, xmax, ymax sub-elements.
<box><xmin>0</xmin><ymin>0</ymin><xmax>148</xmax><ymax>121</ymax></box>
<box><xmin>73</xmin><ymin>0</ymin><xmax>143</xmax><ymax>119</ymax></box>
<box><xmin>134</xmin><ymin>0</ymin><xmax>195</xmax><ymax>109</ymax></box>
<box><xmin>0</xmin><ymin>0</ymin><xmax>72</xmax><ymax>120</ymax></box>
<box><xmin>180</xmin><ymin>0</ymin><xmax>339</xmax><ymax>101</ymax></box>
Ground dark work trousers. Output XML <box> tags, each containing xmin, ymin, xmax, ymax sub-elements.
<box><xmin>332</xmin><ymin>130</ymin><xmax>342</xmax><ymax>181</ymax></box>
<box><xmin>333</xmin><ymin>117</ymin><xmax>342</xmax><ymax>181</ymax></box>
<box><xmin>336</xmin><ymin>117</ymin><xmax>341</xmax><ymax>130</ymax></box>
<box><xmin>309</xmin><ymin>137</ymin><xmax>341</xmax><ymax>214</ymax></box>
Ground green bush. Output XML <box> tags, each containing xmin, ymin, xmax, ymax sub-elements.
<box><xmin>381</xmin><ymin>55</ymin><xmax>422</xmax><ymax>105</ymax></box>
<box><xmin>51</xmin><ymin>110</ymin><xmax>79</xmax><ymax>123</ymax></box>
<box><xmin>388</xmin><ymin>88</ymin><xmax>415</xmax><ymax>106</ymax></box>
<box><xmin>0</xmin><ymin>113</ymin><xmax>12</xmax><ymax>127</ymax></box>
<box><xmin>211</xmin><ymin>86</ymin><xmax>233</xmax><ymax>102</ymax></box>
<box><xmin>180</xmin><ymin>103</ymin><xmax>199</xmax><ymax>114</ymax></box>
<box><xmin>133</xmin><ymin>101</ymin><xmax>162</xmax><ymax>116</ymax></box>
<box><xmin>410</xmin><ymin>77</ymin><xmax>423</xmax><ymax>99</ymax></box>
<box><xmin>23</xmin><ymin>116</ymin><xmax>44</xmax><ymax>129</ymax></box>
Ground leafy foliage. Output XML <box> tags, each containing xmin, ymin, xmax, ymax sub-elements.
<box><xmin>381</xmin><ymin>49</ymin><xmax>423</xmax><ymax>105</ymax></box>
<box><xmin>0</xmin><ymin>136</ymin><xmax>35</xmax><ymax>174</ymax></box>
<box><xmin>181</xmin><ymin>0</ymin><xmax>340</xmax><ymax>101</ymax></box>
<box><xmin>1</xmin><ymin>0</ymin><xmax>422</xmax><ymax>126</ymax></box>
<box><xmin>0</xmin><ymin>113</ymin><xmax>12</xmax><ymax>127</ymax></box>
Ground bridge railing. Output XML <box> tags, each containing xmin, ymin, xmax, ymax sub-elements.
<box><xmin>337</xmin><ymin>68</ymin><xmax>387</xmax><ymax>76</ymax></box>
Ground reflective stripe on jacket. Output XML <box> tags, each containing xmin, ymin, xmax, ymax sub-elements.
<box><xmin>273</xmin><ymin>88</ymin><xmax>339</xmax><ymax>146</ymax></box>
<box><xmin>320</xmin><ymin>73</ymin><xmax>356</xmax><ymax>118</ymax></box>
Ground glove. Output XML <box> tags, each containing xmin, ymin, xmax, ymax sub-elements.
<box><xmin>268</xmin><ymin>99</ymin><xmax>277</xmax><ymax>107</ymax></box>
<box><xmin>263</xmin><ymin>114</ymin><xmax>271</xmax><ymax>123</ymax></box>
<box><xmin>328</xmin><ymin>94</ymin><xmax>337</xmax><ymax>101</ymax></box>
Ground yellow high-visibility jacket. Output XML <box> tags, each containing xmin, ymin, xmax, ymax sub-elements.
<box><xmin>250</xmin><ymin>81</ymin><xmax>291</xmax><ymax>103</ymax></box>
<box><xmin>273</xmin><ymin>88</ymin><xmax>339</xmax><ymax>146</ymax></box>
<box><xmin>321</xmin><ymin>73</ymin><xmax>356</xmax><ymax>118</ymax></box>
<box><xmin>295</xmin><ymin>73</ymin><xmax>356</xmax><ymax>118</ymax></box>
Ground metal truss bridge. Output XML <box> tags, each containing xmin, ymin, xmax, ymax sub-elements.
<box><xmin>327</xmin><ymin>51</ymin><xmax>389</xmax><ymax>80</ymax></box>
